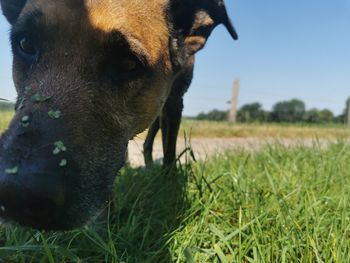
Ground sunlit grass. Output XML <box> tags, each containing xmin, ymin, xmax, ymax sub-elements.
<box><xmin>1</xmin><ymin>143</ymin><xmax>350</xmax><ymax>261</ymax></box>
<box><xmin>0</xmin><ymin>111</ymin><xmax>14</xmax><ymax>132</ymax></box>
<box><xmin>180</xmin><ymin>119</ymin><xmax>350</xmax><ymax>139</ymax></box>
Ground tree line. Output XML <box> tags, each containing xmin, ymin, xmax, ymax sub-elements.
<box><xmin>0</xmin><ymin>101</ymin><xmax>15</xmax><ymax>111</ymax></box>
<box><xmin>196</xmin><ymin>98</ymin><xmax>349</xmax><ymax>124</ymax></box>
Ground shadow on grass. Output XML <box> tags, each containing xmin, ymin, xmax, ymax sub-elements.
<box><xmin>85</xmin><ymin>164</ymin><xmax>191</xmax><ymax>263</ymax></box>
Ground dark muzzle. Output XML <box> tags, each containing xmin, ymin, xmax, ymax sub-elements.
<box><xmin>0</xmin><ymin>115</ymin><xmax>79</xmax><ymax>230</ymax></box>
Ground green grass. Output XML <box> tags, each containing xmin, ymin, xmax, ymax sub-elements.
<box><xmin>1</xmin><ymin>143</ymin><xmax>350</xmax><ymax>262</ymax></box>
<box><xmin>1</xmin><ymin>112</ymin><xmax>350</xmax><ymax>261</ymax></box>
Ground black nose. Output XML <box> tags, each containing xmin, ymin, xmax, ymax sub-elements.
<box><xmin>0</xmin><ymin>156</ymin><xmax>67</xmax><ymax>229</ymax></box>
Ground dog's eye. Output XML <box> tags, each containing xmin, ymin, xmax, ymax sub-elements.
<box><xmin>17</xmin><ymin>37</ymin><xmax>38</xmax><ymax>61</ymax></box>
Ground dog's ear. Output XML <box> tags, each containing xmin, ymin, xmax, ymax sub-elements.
<box><xmin>1</xmin><ymin>0</ymin><xmax>27</xmax><ymax>24</ymax></box>
<box><xmin>170</xmin><ymin>0</ymin><xmax>238</xmax><ymax>56</ymax></box>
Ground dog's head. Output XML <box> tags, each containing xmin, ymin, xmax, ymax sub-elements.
<box><xmin>0</xmin><ymin>0</ymin><xmax>237</xmax><ymax>230</ymax></box>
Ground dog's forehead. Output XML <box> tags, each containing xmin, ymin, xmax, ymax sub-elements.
<box><xmin>21</xmin><ymin>0</ymin><xmax>170</xmax><ymax>65</ymax></box>
<box><xmin>86</xmin><ymin>0</ymin><xmax>170</xmax><ymax>64</ymax></box>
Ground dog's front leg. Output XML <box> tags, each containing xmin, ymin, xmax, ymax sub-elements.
<box><xmin>143</xmin><ymin>117</ymin><xmax>160</xmax><ymax>167</ymax></box>
<box><xmin>160</xmin><ymin>97</ymin><xmax>184</xmax><ymax>167</ymax></box>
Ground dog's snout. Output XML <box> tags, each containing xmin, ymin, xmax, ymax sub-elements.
<box><xmin>0</xmin><ymin>152</ymin><xmax>70</xmax><ymax>229</ymax></box>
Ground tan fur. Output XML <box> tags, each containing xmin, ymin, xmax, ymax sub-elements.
<box><xmin>87</xmin><ymin>0</ymin><xmax>170</xmax><ymax>67</ymax></box>
<box><xmin>186</xmin><ymin>10</ymin><xmax>215</xmax><ymax>55</ymax></box>
<box><xmin>192</xmin><ymin>10</ymin><xmax>215</xmax><ymax>30</ymax></box>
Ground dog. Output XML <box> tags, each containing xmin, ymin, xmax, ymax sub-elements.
<box><xmin>0</xmin><ymin>0</ymin><xmax>237</xmax><ymax>230</ymax></box>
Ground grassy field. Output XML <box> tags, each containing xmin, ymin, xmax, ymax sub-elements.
<box><xmin>0</xmin><ymin>111</ymin><xmax>13</xmax><ymax>132</ymax></box>
<box><xmin>2</xmin><ymin>112</ymin><xmax>350</xmax><ymax>261</ymax></box>
<box><xmin>1</xmin><ymin>143</ymin><xmax>350</xmax><ymax>262</ymax></box>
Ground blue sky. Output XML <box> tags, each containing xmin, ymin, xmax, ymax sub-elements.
<box><xmin>1</xmin><ymin>0</ymin><xmax>350</xmax><ymax>116</ymax></box>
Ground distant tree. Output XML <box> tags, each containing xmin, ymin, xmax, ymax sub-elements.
<box><xmin>237</xmin><ymin>102</ymin><xmax>267</xmax><ymax>122</ymax></box>
<box><xmin>196</xmin><ymin>112</ymin><xmax>207</xmax><ymax>120</ymax></box>
<box><xmin>318</xmin><ymin>109</ymin><xmax>334</xmax><ymax>123</ymax></box>
<box><xmin>0</xmin><ymin>102</ymin><xmax>15</xmax><ymax>111</ymax></box>
<box><xmin>334</xmin><ymin>97</ymin><xmax>350</xmax><ymax>124</ymax></box>
<box><xmin>303</xmin><ymin>108</ymin><xmax>320</xmax><ymax>123</ymax></box>
<box><xmin>271</xmin><ymin>99</ymin><xmax>306</xmax><ymax>123</ymax></box>
<box><xmin>303</xmin><ymin>108</ymin><xmax>334</xmax><ymax>124</ymax></box>
<box><xmin>196</xmin><ymin>109</ymin><xmax>228</xmax><ymax>122</ymax></box>
<box><xmin>334</xmin><ymin>114</ymin><xmax>345</xmax><ymax>124</ymax></box>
